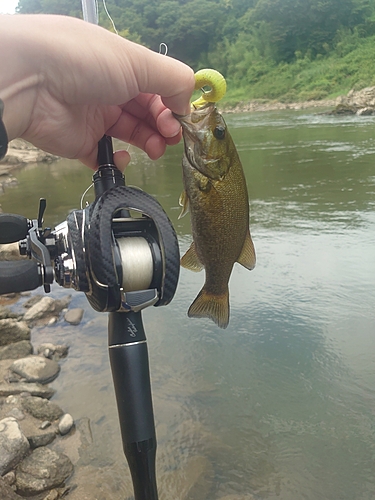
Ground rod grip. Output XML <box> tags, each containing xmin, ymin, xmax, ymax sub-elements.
<box><xmin>109</xmin><ymin>340</ymin><xmax>156</xmax><ymax>443</ymax></box>
<box><xmin>0</xmin><ymin>260</ymin><xmax>41</xmax><ymax>294</ymax></box>
<box><xmin>0</xmin><ymin>214</ymin><xmax>28</xmax><ymax>244</ymax></box>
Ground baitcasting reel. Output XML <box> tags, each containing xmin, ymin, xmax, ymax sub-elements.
<box><xmin>0</xmin><ymin>165</ymin><xmax>180</xmax><ymax>312</ymax></box>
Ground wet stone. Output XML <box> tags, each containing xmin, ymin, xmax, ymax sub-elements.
<box><xmin>10</xmin><ymin>356</ymin><xmax>60</xmax><ymax>384</ymax></box>
<box><xmin>58</xmin><ymin>413</ymin><xmax>74</xmax><ymax>436</ymax></box>
<box><xmin>23</xmin><ymin>296</ymin><xmax>71</xmax><ymax>324</ymax></box>
<box><xmin>37</xmin><ymin>343</ymin><xmax>69</xmax><ymax>361</ymax></box>
<box><xmin>0</xmin><ymin>341</ymin><xmax>33</xmax><ymax>361</ymax></box>
<box><xmin>27</xmin><ymin>431</ymin><xmax>56</xmax><ymax>449</ymax></box>
<box><xmin>22</xmin><ymin>295</ymin><xmax>43</xmax><ymax>309</ymax></box>
<box><xmin>22</xmin><ymin>396</ymin><xmax>63</xmax><ymax>421</ymax></box>
<box><xmin>15</xmin><ymin>447</ymin><xmax>73</xmax><ymax>495</ymax></box>
<box><xmin>64</xmin><ymin>308</ymin><xmax>84</xmax><ymax>325</ymax></box>
<box><xmin>0</xmin><ymin>476</ymin><xmax>23</xmax><ymax>500</ymax></box>
<box><xmin>0</xmin><ymin>306</ymin><xmax>19</xmax><ymax>320</ymax></box>
<box><xmin>3</xmin><ymin>470</ymin><xmax>16</xmax><ymax>486</ymax></box>
<box><xmin>44</xmin><ymin>489</ymin><xmax>60</xmax><ymax>500</ymax></box>
<box><xmin>0</xmin><ymin>417</ymin><xmax>30</xmax><ymax>475</ymax></box>
<box><xmin>0</xmin><ymin>382</ymin><xmax>55</xmax><ymax>399</ymax></box>
<box><xmin>0</xmin><ymin>319</ymin><xmax>30</xmax><ymax>346</ymax></box>
<box><xmin>6</xmin><ymin>407</ymin><xmax>25</xmax><ymax>421</ymax></box>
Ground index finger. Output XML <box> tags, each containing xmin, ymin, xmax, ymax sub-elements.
<box><xmin>127</xmin><ymin>44</ymin><xmax>195</xmax><ymax>115</ymax></box>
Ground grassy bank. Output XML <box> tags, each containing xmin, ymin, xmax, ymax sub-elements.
<box><xmin>220</xmin><ymin>33</ymin><xmax>375</xmax><ymax>107</ymax></box>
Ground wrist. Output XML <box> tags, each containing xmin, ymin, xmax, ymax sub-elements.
<box><xmin>0</xmin><ymin>15</ymin><xmax>43</xmax><ymax>141</ymax></box>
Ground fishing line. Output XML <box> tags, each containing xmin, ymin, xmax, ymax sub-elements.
<box><xmin>159</xmin><ymin>43</ymin><xmax>168</xmax><ymax>56</ymax></box>
<box><xmin>80</xmin><ymin>183</ymin><xmax>94</xmax><ymax>209</ymax></box>
<box><xmin>101</xmin><ymin>0</ymin><xmax>118</xmax><ymax>35</ymax></box>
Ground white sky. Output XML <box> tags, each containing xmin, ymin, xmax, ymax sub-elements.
<box><xmin>0</xmin><ymin>0</ymin><xmax>18</xmax><ymax>14</ymax></box>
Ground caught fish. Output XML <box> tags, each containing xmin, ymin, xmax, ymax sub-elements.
<box><xmin>175</xmin><ymin>70</ymin><xmax>256</xmax><ymax>328</ymax></box>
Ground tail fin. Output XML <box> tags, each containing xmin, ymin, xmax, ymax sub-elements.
<box><xmin>188</xmin><ymin>287</ymin><xmax>229</xmax><ymax>329</ymax></box>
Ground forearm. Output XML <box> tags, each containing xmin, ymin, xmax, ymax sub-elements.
<box><xmin>0</xmin><ymin>15</ymin><xmax>43</xmax><ymax>141</ymax></box>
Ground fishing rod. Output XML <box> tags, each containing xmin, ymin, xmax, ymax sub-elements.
<box><xmin>78</xmin><ymin>3</ymin><xmax>180</xmax><ymax>498</ymax></box>
<box><xmin>0</xmin><ymin>3</ymin><xmax>181</xmax><ymax>498</ymax></box>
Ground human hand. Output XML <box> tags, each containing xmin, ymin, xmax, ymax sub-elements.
<box><xmin>0</xmin><ymin>14</ymin><xmax>195</xmax><ymax>169</ymax></box>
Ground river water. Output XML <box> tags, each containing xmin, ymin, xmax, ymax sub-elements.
<box><xmin>1</xmin><ymin>109</ymin><xmax>375</xmax><ymax>499</ymax></box>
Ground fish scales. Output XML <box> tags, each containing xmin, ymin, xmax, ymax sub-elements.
<box><xmin>176</xmin><ymin>103</ymin><xmax>256</xmax><ymax>328</ymax></box>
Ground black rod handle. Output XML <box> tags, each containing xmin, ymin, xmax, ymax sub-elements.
<box><xmin>108</xmin><ymin>311</ymin><xmax>158</xmax><ymax>500</ymax></box>
<box><xmin>124</xmin><ymin>439</ymin><xmax>158</xmax><ymax>500</ymax></box>
<box><xmin>93</xmin><ymin>135</ymin><xmax>125</xmax><ymax>199</ymax></box>
<box><xmin>0</xmin><ymin>260</ymin><xmax>41</xmax><ymax>294</ymax></box>
<box><xmin>0</xmin><ymin>214</ymin><xmax>28</xmax><ymax>244</ymax></box>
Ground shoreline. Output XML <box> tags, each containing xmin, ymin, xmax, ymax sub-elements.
<box><xmin>223</xmin><ymin>97</ymin><xmax>337</xmax><ymax>114</ymax></box>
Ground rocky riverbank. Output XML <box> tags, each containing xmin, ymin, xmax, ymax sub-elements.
<box><xmin>0</xmin><ymin>294</ymin><xmax>85</xmax><ymax>500</ymax></box>
<box><xmin>0</xmin><ymin>140</ymin><xmax>59</xmax><ymax>198</ymax></box>
<box><xmin>224</xmin><ymin>86</ymin><xmax>375</xmax><ymax>115</ymax></box>
<box><xmin>0</xmin><ymin>291</ymin><xmax>259</xmax><ymax>500</ymax></box>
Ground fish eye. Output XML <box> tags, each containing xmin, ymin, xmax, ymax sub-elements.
<box><xmin>213</xmin><ymin>126</ymin><xmax>226</xmax><ymax>140</ymax></box>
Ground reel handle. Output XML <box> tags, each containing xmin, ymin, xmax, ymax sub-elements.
<box><xmin>0</xmin><ymin>260</ymin><xmax>41</xmax><ymax>295</ymax></box>
<box><xmin>0</xmin><ymin>214</ymin><xmax>29</xmax><ymax>244</ymax></box>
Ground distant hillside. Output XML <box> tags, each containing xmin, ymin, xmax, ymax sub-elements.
<box><xmin>15</xmin><ymin>0</ymin><xmax>375</xmax><ymax>103</ymax></box>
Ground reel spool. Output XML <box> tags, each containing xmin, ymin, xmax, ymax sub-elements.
<box><xmin>117</xmin><ymin>236</ymin><xmax>154</xmax><ymax>293</ymax></box>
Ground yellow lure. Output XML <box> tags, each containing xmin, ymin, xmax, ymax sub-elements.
<box><xmin>191</xmin><ymin>69</ymin><xmax>227</xmax><ymax>109</ymax></box>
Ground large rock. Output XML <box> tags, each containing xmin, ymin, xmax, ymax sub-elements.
<box><xmin>0</xmin><ymin>382</ymin><xmax>55</xmax><ymax>399</ymax></box>
<box><xmin>15</xmin><ymin>447</ymin><xmax>73</xmax><ymax>495</ymax></box>
<box><xmin>0</xmin><ymin>341</ymin><xmax>33</xmax><ymax>361</ymax></box>
<box><xmin>0</xmin><ymin>139</ymin><xmax>59</xmax><ymax>172</ymax></box>
<box><xmin>21</xmin><ymin>396</ymin><xmax>63</xmax><ymax>421</ymax></box>
<box><xmin>22</xmin><ymin>295</ymin><xmax>43</xmax><ymax>309</ymax></box>
<box><xmin>23</xmin><ymin>296</ymin><xmax>71</xmax><ymax>324</ymax></box>
<box><xmin>0</xmin><ymin>417</ymin><xmax>30</xmax><ymax>476</ymax></box>
<box><xmin>0</xmin><ymin>477</ymin><xmax>23</xmax><ymax>500</ymax></box>
<box><xmin>331</xmin><ymin>86</ymin><xmax>375</xmax><ymax>115</ymax></box>
<box><xmin>0</xmin><ymin>319</ymin><xmax>30</xmax><ymax>346</ymax></box>
<box><xmin>0</xmin><ymin>306</ymin><xmax>19</xmax><ymax>320</ymax></box>
<box><xmin>10</xmin><ymin>356</ymin><xmax>60</xmax><ymax>384</ymax></box>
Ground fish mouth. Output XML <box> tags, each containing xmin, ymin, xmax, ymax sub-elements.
<box><xmin>174</xmin><ymin>103</ymin><xmax>227</xmax><ymax>180</ymax></box>
<box><xmin>173</xmin><ymin>103</ymin><xmax>214</xmax><ymax>136</ymax></box>
<box><xmin>173</xmin><ymin>104</ymin><xmax>215</xmax><ymax>151</ymax></box>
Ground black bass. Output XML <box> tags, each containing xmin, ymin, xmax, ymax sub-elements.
<box><xmin>176</xmin><ymin>102</ymin><xmax>256</xmax><ymax>328</ymax></box>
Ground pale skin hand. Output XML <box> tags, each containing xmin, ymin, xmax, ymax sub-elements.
<box><xmin>0</xmin><ymin>14</ymin><xmax>195</xmax><ymax>170</ymax></box>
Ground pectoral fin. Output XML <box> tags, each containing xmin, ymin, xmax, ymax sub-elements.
<box><xmin>178</xmin><ymin>190</ymin><xmax>189</xmax><ymax>219</ymax></box>
<box><xmin>180</xmin><ymin>242</ymin><xmax>204</xmax><ymax>272</ymax></box>
<box><xmin>237</xmin><ymin>230</ymin><xmax>256</xmax><ymax>270</ymax></box>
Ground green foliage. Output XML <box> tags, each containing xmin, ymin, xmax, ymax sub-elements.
<box><xmin>14</xmin><ymin>0</ymin><xmax>375</xmax><ymax>102</ymax></box>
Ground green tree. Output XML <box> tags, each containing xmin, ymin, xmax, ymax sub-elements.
<box><xmin>251</xmin><ymin>0</ymin><xmax>370</xmax><ymax>61</ymax></box>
